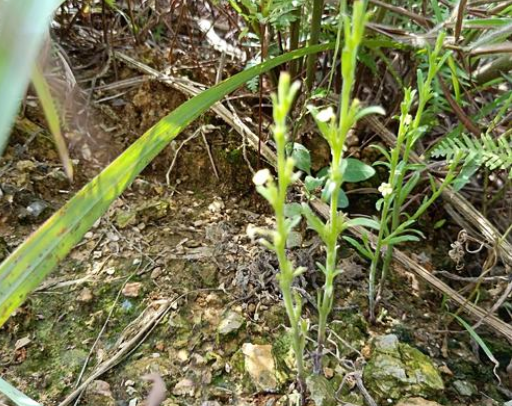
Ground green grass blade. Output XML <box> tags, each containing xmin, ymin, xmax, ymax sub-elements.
<box><xmin>0</xmin><ymin>43</ymin><xmax>333</xmax><ymax>327</ymax></box>
<box><xmin>451</xmin><ymin>313</ymin><xmax>501</xmax><ymax>384</ymax></box>
<box><xmin>31</xmin><ymin>64</ymin><xmax>74</xmax><ymax>180</ymax></box>
<box><xmin>0</xmin><ymin>0</ymin><xmax>65</xmax><ymax>155</ymax></box>
<box><xmin>0</xmin><ymin>377</ymin><xmax>41</xmax><ymax>406</ymax></box>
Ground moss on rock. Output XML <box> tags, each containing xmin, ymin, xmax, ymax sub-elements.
<box><xmin>363</xmin><ymin>335</ymin><xmax>444</xmax><ymax>402</ymax></box>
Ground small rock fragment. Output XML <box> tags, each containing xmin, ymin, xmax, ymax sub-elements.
<box><xmin>173</xmin><ymin>378</ymin><xmax>196</xmax><ymax>397</ymax></box>
<box><xmin>242</xmin><ymin>343</ymin><xmax>278</xmax><ymax>392</ymax></box>
<box><xmin>177</xmin><ymin>349</ymin><xmax>189</xmax><ymax>363</ymax></box>
<box><xmin>374</xmin><ymin>334</ymin><xmax>400</xmax><ymax>352</ymax></box>
<box><xmin>395</xmin><ymin>398</ymin><xmax>442</xmax><ymax>406</ymax></box>
<box><xmin>77</xmin><ymin>287</ymin><xmax>93</xmax><ymax>302</ymax></box>
<box><xmin>122</xmin><ymin>282</ymin><xmax>143</xmax><ymax>298</ymax></box>
<box><xmin>201</xmin><ymin>401</ymin><xmax>221</xmax><ymax>406</ymax></box>
<box><xmin>438</xmin><ymin>365</ymin><xmax>453</xmax><ymax>376</ymax></box>
<box><xmin>323</xmin><ymin>367</ymin><xmax>334</xmax><ymax>379</ymax></box>
<box><xmin>86</xmin><ymin>380</ymin><xmax>113</xmax><ymax>398</ymax></box>
<box><xmin>452</xmin><ymin>380</ymin><xmax>477</xmax><ymax>397</ymax></box>
<box><xmin>14</xmin><ymin>336</ymin><xmax>31</xmax><ymax>350</ymax></box>
<box><xmin>208</xmin><ymin>200</ymin><xmax>224</xmax><ymax>213</ymax></box>
<box><xmin>306</xmin><ymin>375</ymin><xmax>336</xmax><ymax>406</ymax></box>
<box><xmin>151</xmin><ymin>267</ymin><xmax>164</xmax><ymax>280</ymax></box>
<box><xmin>217</xmin><ymin>311</ymin><xmax>244</xmax><ymax>336</ymax></box>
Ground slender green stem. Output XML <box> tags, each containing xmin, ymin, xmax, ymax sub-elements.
<box><xmin>256</xmin><ymin>74</ymin><xmax>305</xmax><ymax>387</ymax></box>
<box><xmin>377</xmin><ymin>157</ymin><xmax>461</xmax><ymax>302</ymax></box>
<box><xmin>368</xmin><ymin>198</ymin><xmax>391</xmax><ymax>321</ymax></box>
<box><xmin>368</xmin><ymin>37</ymin><xmax>446</xmax><ymax>316</ymax></box>
<box><xmin>313</xmin><ymin>0</ymin><xmax>368</xmax><ymax>369</ymax></box>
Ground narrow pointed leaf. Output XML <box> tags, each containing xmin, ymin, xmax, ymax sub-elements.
<box><xmin>0</xmin><ymin>43</ymin><xmax>333</xmax><ymax>327</ymax></box>
<box><xmin>0</xmin><ymin>378</ymin><xmax>41</xmax><ymax>406</ymax></box>
<box><xmin>31</xmin><ymin>64</ymin><xmax>73</xmax><ymax>180</ymax></box>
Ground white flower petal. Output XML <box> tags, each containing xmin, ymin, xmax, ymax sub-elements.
<box><xmin>378</xmin><ymin>182</ymin><xmax>393</xmax><ymax>197</ymax></box>
<box><xmin>316</xmin><ymin>107</ymin><xmax>335</xmax><ymax>123</ymax></box>
<box><xmin>253</xmin><ymin>169</ymin><xmax>272</xmax><ymax>186</ymax></box>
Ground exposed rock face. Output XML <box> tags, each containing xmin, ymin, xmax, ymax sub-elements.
<box><xmin>363</xmin><ymin>334</ymin><xmax>444</xmax><ymax>402</ymax></box>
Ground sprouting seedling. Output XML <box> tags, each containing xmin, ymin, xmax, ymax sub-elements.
<box><xmin>250</xmin><ymin>72</ymin><xmax>308</xmax><ymax>388</ymax></box>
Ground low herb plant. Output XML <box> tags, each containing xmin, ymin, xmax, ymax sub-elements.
<box><xmin>345</xmin><ymin>33</ymin><xmax>463</xmax><ymax>321</ymax></box>
<box><xmin>250</xmin><ymin>73</ymin><xmax>308</xmax><ymax>386</ymax></box>
<box><xmin>252</xmin><ymin>0</ymin><xmax>383</xmax><ymax>383</ymax></box>
<box><xmin>302</xmin><ymin>0</ymin><xmax>382</xmax><ymax>370</ymax></box>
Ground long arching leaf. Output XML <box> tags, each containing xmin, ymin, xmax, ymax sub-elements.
<box><xmin>0</xmin><ymin>43</ymin><xmax>333</xmax><ymax>327</ymax></box>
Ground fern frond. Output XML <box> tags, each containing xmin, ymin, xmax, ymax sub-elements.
<box><xmin>244</xmin><ymin>56</ymin><xmax>261</xmax><ymax>93</ymax></box>
<box><xmin>431</xmin><ymin>132</ymin><xmax>512</xmax><ymax>178</ymax></box>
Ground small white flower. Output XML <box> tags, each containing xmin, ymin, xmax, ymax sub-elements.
<box><xmin>404</xmin><ymin>114</ymin><xmax>412</xmax><ymax>125</ymax></box>
<box><xmin>252</xmin><ymin>168</ymin><xmax>272</xmax><ymax>186</ymax></box>
<box><xmin>246</xmin><ymin>224</ymin><xmax>258</xmax><ymax>239</ymax></box>
<box><xmin>378</xmin><ymin>182</ymin><xmax>393</xmax><ymax>197</ymax></box>
<box><xmin>316</xmin><ymin>106</ymin><xmax>335</xmax><ymax>122</ymax></box>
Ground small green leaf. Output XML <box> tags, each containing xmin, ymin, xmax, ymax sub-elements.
<box><xmin>256</xmin><ymin>185</ymin><xmax>275</xmax><ymax>205</ymax></box>
<box><xmin>345</xmin><ymin>217</ymin><xmax>380</xmax><ymax>230</ymax></box>
<box><xmin>317</xmin><ymin>166</ymin><xmax>330</xmax><ymax>178</ymax></box>
<box><xmin>285</xmin><ymin>216</ymin><xmax>302</xmax><ymax>234</ymax></box>
<box><xmin>290</xmin><ymin>143</ymin><xmax>311</xmax><ymax>174</ymax></box>
<box><xmin>337</xmin><ymin>189</ymin><xmax>349</xmax><ymax>208</ymax></box>
<box><xmin>370</xmin><ymin>144</ymin><xmax>391</xmax><ymax>162</ymax></box>
<box><xmin>343</xmin><ymin>236</ymin><xmax>373</xmax><ymax>260</ymax></box>
<box><xmin>301</xmin><ymin>203</ymin><xmax>327</xmax><ymax>240</ymax></box>
<box><xmin>354</xmin><ymin>105</ymin><xmax>386</xmax><ymax>122</ymax></box>
<box><xmin>321</xmin><ymin>182</ymin><xmax>349</xmax><ymax>208</ymax></box>
<box><xmin>376</xmin><ymin>197</ymin><xmax>384</xmax><ymax>211</ymax></box>
<box><xmin>304</xmin><ymin>175</ymin><xmax>325</xmax><ymax>192</ymax></box>
<box><xmin>344</xmin><ymin>158</ymin><xmax>376</xmax><ymax>183</ymax></box>
<box><xmin>434</xmin><ymin>219</ymin><xmax>446</xmax><ymax>229</ymax></box>
<box><xmin>453</xmin><ymin>160</ymin><xmax>480</xmax><ymax>191</ymax></box>
<box><xmin>387</xmin><ymin>234</ymin><xmax>420</xmax><ymax>245</ymax></box>
<box><xmin>284</xmin><ymin>203</ymin><xmax>303</xmax><ymax>218</ymax></box>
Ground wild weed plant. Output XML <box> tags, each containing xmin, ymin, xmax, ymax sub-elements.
<box><xmin>348</xmin><ymin>34</ymin><xmax>464</xmax><ymax>321</ymax></box>
<box><xmin>250</xmin><ymin>74</ymin><xmax>308</xmax><ymax>386</ymax></box>
<box><xmin>252</xmin><ymin>0</ymin><xmax>383</xmax><ymax>382</ymax></box>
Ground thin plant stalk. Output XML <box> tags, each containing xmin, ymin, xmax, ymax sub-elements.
<box><xmin>314</xmin><ymin>0</ymin><xmax>369</xmax><ymax>369</ymax></box>
<box><xmin>252</xmin><ymin>74</ymin><xmax>306</xmax><ymax>387</ymax></box>
<box><xmin>274</xmin><ymin>111</ymin><xmax>306</xmax><ymax>385</ymax></box>
<box><xmin>368</xmin><ymin>33</ymin><xmax>463</xmax><ymax>320</ymax></box>
<box><xmin>375</xmin><ymin>157</ymin><xmax>460</xmax><ymax>304</ymax></box>
<box><xmin>378</xmin><ymin>38</ymin><xmax>444</xmax><ymax>297</ymax></box>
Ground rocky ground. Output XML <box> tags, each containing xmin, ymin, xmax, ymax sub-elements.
<box><xmin>0</xmin><ymin>37</ymin><xmax>511</xmax><ymax>406</ymax></box>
